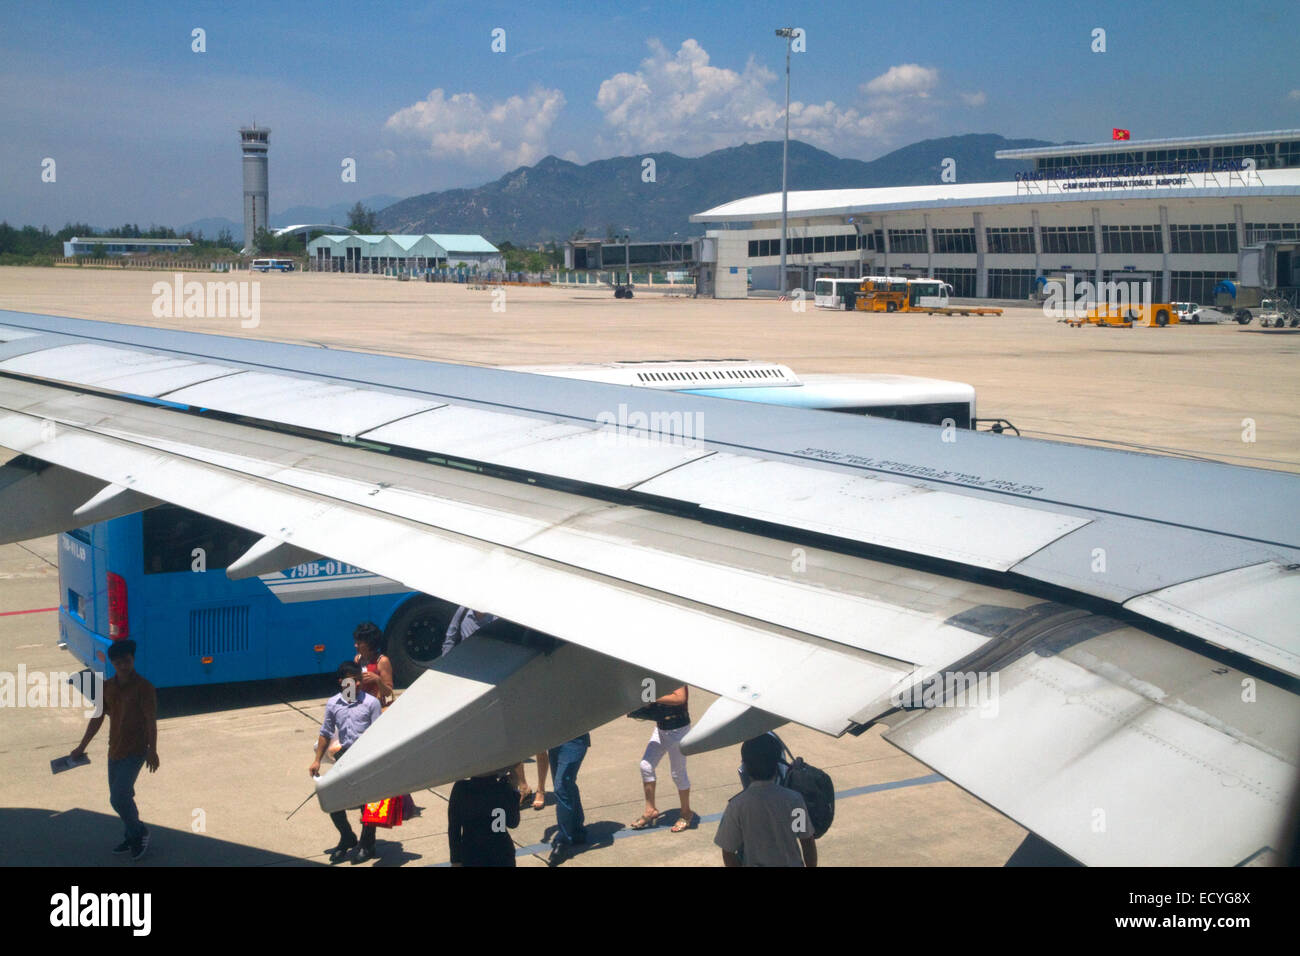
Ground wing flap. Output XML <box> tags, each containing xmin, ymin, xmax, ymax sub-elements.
<box><xmin>1124</xmin><ymin>562</ymin><xmax>1300</xmax><ymax>679</ymax></box>
<box><xmin>633</xmin><ymin>453</ymin><xmax>1090</xmax><ymax>571</ymax></box>
<box><xmin>883</xmin><ymin>620</ymin><xmax>1300</xmax><ymax>865</ymax></box>
<box><xmin>363</xmin><ymin>405</ymin><xmax>714</xmax><ymax>489</ymax></box>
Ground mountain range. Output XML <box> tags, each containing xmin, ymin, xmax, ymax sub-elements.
<box><xmin>376</xmin><ymin>134</ymin><xmax>1055</xmax><ymax>244</ymax></box>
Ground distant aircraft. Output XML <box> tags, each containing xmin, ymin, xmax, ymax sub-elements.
<box><xmin>0</xmin><ymin>309</ymin><xmax>1296</xmax><ymax>866</ymax></box>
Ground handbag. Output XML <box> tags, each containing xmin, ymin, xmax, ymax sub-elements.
<box><xmin>626</xmin><ymin>702</ymin><xmax>664</xmax><ymax>722</ymax></box>
<box><xmin>361</xmin><ymin>796</ymin><xmax>404</xmax><ymax>828</ymax></box>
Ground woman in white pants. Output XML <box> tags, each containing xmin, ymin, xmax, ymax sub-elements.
<box><xmin>630</xmin><ymin>685</ymin><xmax>695</xmax><ymax>832</ymax></box>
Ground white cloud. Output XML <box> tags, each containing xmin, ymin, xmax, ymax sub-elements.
<box><xmin>862</xmin><ymin>64</ymin><xmax>939</xmax><ymax>98</ymax></box>
<box><xmin>384</xmin><ymin>86</ymin><xmax>566</xmax><ymax>169</ymax></box>
<box><xmin>959</xmin><ymin>90</ymin><xmax>987</xmax><ymax>107</ymax></box>
<box><xmin>594</xmin><ymin>39</ymin><xmax>934</xmax><ymax>156</ymax></box>
<box><xmin>1289</xmin><ymin>89</ymin><xmax>1300</xmax><ymax>101</ymax></box>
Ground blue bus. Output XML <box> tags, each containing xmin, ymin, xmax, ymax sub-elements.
<box><xmin>58</xmin><ymin>503</ymin><xmax>455</xmax><ymax>687</ymax></box>
<box><xmin>57</xmin><ymin>362</ymin><xmax>984</xmax><ymax>688</ymax></box>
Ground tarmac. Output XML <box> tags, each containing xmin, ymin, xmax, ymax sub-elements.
<box><xmin>0</xmin><ymin>265</ymin><xmax>1295</xmax><ymax>867</ymax></box>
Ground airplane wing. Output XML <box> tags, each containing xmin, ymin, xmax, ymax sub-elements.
<box><xmin>0</xmin><ymin>310</ymin><xmax>1296</xmax><ymax>865</ymax></box>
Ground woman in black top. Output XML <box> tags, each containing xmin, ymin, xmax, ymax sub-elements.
<box><xmin>629</xmin><ymin>686</ymin><xmax>695</xmax><ymax>832</ymax></box>
<box><xmin>448</xmin><ymin>770</ymin><xmax>521</xmax><ymax>866</ymax></box>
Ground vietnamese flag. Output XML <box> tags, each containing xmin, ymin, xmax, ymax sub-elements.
<box><xmin>1112</xmin><ymin>128</ymin><xmax>1131</xmax><ymax>141</ymax></box>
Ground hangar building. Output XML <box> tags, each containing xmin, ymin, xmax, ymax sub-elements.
<box><xmin>307</xmin><ymin>233</ymin><xmax>502</xmax><ymax>273</ymax></box>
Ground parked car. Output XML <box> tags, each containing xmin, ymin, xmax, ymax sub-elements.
<box><xmin>1186</xmin><ymin>305</ymin><xmax>1229</xmax><ymax>324</ymax></box>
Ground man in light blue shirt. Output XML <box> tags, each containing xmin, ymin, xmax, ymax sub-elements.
<box><xmin>311</xmin><ymin>661</ymin><xmax>384</xmax><ymax>863</ymax></box>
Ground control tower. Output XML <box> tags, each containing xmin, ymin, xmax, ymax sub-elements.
<box><xmin>239</xmin><ymin>125</ymin><xmax>270</xmax><ymax>254</ymax></box>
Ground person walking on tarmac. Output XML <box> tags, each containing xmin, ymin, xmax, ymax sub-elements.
<box><xmin>311</xmin><ymin>661</ymin><xmax>383</xmax><ymax>863</ymax></box>
<box><xmin>629</xmin><ymin>685</ymin><xmax>695</xmax><ymax>832</ymax></box>
<box><xmin>69</xmin><ymin>640</ymin><xmax>159</xmax><ymax>862</ymax></box>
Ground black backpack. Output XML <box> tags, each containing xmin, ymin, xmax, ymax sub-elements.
<box><xmin>779</xmin><ymin>742</ymin><xmax>836</xmax><ymax>839</ymax></box>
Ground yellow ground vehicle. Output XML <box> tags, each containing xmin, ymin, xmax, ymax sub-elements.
<box><xmin>853</xmin><ymin>276</ymin><xmax>910</xmax><ymax>312</ymax></box>
<box><xmin>1070</xmin><ymin>302</ymin><xmax>1178</xmax><ymax>327</ymax></box>
<box><xmin>854</xmin><ymin>277</ymin><xmax>1004</xmax><ymax>315</ymax></box>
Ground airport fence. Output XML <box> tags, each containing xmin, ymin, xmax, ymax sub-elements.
<box><xmin>54</xmin><ymin>257</ymin><xmax>250</xmax><ymax>272</ymax></box>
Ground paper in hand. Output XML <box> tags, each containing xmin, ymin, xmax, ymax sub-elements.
<box><xmin>50</xmin><ymin>753</ymin><xmax>91</xmax><ymax>775</ymax></box>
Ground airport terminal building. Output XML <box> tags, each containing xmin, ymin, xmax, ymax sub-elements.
<box><xmin>691</xmin><ymin>130</ymin><xmax>1300</xmax><ymax>301</ymax></box>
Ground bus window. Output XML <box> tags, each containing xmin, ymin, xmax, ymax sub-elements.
<box><xmin>141</xmin><ymin>504</ymin><xmax>262</xmax><ymax>574</ymax></box>
<box><xmin>839</xmin><ymin>403</ymin><xmax>972</xmax><ymax>429</ymax></box>
<box><xmin>908</xmin><ymin>282</ymin><xmax>944</xmax><ymax>306</ymax></box>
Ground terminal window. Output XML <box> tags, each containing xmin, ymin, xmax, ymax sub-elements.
<box><xmin>1170</xmin><ymin>271</ymin><xmax>1237</xmax><ymax>304</ymax></box>
<box><xmin>1102</xmin><ymin>270</ymin><xmax>1157</xmax><ymax>293</ymax></box>
<box><xmin>932</xmin><ymin>267</ymin><xmax>975</xmax><ymax>297</ymax></box>
<box><xmin>749</xmin><ymin>233</ymin><xmax>872</xmax><ymax>258</ymax></box>
<box><xmin>1102</xmin><ymin>225</ymin><xmax>1163</xmax><ymax>254</ymax></box>
<box><xmin>987</xmin><ymin>268</ymin><xmax>1035</xmax><ymax>299</ymax></box>
<box><xmin>888</xmin><ymin>229</ymin><xmax>928</xmax><ymax>254</ymax></box>
<box><xmin>931</xmin><ymin>228</ymin><xmax>976</xmax><ymax>254</ymax></box>
<box><xmin>1169</xmin><ymin>223</ymin><xmax>1237</xmax><ymax>254</ymax></box>
<box><xmin>1146</xmin><ymin>147</ymin><xmax>1211</xmax><ymax>163</ymax></box>
<box><xmin>1040</xmin><ymin>226</ymin><xmax>1095</xmax><ymax>254</ymax></box>
<box><xmin>1212</xmin><ymin>142</ymin><xmax>1276</xmax><ymax>167</ymax></box>
<box><xmin>1245</xmin><ymin>222</ymin><xmax>1300</xmax><ymax>243</ymax></box>
<box><xmin>985</xmin><ymin>227</ymin><xmax>1035</xmax><ymax>254</ymax></box>
<box><xmin>1039</xmin><ymin>151</ymin><xmax>1140</xmax><ymax>170</ymax></box>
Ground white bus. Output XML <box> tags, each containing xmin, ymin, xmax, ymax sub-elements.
<box><xmin>503</xmin><ymin>359</ymin><xmax>978</xmax><ymax>429</ymax></box>
<box><xmin>813</xmin><ymin>277</ymin><xmax>864</xmax><ymax>310</ymax></box>
<box><xmin>906</xmin><ymin>279</ymin><xmax>950</xmax><ymax>309</ymax></box>
<box><xmin>251</xmin><ymin>258</ymin><xmax>296</xmax><ymax>272</ymax></box>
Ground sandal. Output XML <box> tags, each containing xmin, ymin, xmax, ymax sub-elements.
<box><xmin>629</xmin><ymin>812</ymin><xmax>661</xmax><ymax>830</ymax></box>
<box><xmin>517</xmin><ymin>788</ymin><xmax>534</xmax><ymax>810</ymax></box>
<box><xmin>670</xmin><ymin>812</ymin><xmax>696</xmax><ymax>833</ymax></box>
<box><xmin>532</xmin><ymin>790</ymin><xmax>546</xmax><ymax>811</ymax></box>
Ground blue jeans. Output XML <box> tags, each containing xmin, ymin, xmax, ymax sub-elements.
<box><xmin>108</xmin><ymin>754</ymin><xmax>147</xmax><ymax>845</ymax></box>
<box><xmin>547</xmin><ymin>734</ymin><xmax>590</xmax><ymax>846</ymax></box>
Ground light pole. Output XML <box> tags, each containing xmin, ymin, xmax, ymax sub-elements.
<box><xmin>775</xmin><ymin>28</ymin><xmax>795</xmax><ymax>297</ymax></box>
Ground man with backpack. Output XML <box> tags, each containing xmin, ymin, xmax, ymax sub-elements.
<box><xmin>715</xmin><ymin>734</ymin><xmax>818</xmax><ymax>867</ymax></box>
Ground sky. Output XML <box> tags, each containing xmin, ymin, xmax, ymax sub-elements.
<box><xmin>2</xmin><ymin>0</ymin><xmax>1298</xmax><ymax>229</ymax></box>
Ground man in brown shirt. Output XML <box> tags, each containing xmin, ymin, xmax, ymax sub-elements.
<box><xmin>71</xmin><ymin>640</ymin><xmax>159</xmax><ymax>861</ymax></box>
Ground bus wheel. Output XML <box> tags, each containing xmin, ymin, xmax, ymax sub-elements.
<box><xmin>1155</xmin><ymin>309</ymin><xmax>1169</xmax><ymax>326</ymax></box>
<box><xmin>886</xmin><ymin>301</ymin><xmax>897</xmax><ymax>313</ymax></box>
<box><xmin>384</xmin><ymin>595</ymin><xmax>459</xmax><ymax>687</ymax></box>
